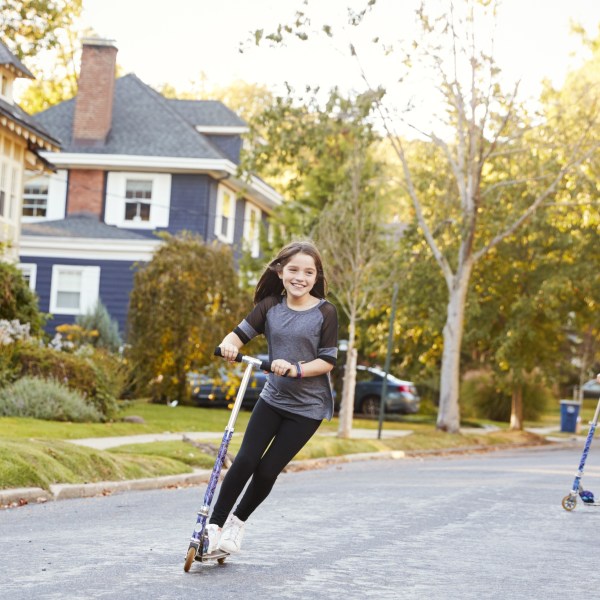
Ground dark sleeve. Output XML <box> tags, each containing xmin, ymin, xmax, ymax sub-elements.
<box><xmin>317</xmin><ymin>301</ymin><xmax>338</xmax><ymax>366</ymax></box>
<box><xmin>233</xmin><ymin>296</ymin><xmax>279</xmax><ymax>344</ymax></box>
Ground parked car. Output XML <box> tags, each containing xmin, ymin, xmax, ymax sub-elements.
<box><xmin>582</xmin><ymin>379</ymin><xmax>600</xmax><ymax>399</ymax></box>
<box><xmin>334</xmin><ymin>365</ymin><xmax>421</xmax><ymax>416</ymax></box>
<box><xmin>188</xmin><ymin>367</ymin><xmax>267</xmax><ymax>409</ymax></box>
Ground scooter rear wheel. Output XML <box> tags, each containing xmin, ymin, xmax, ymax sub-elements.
<box><xmin>184</xmin><ymin>547</ymin><xmax>196</xmax><ymax>572</ymax></box>
<box><xmin>562</xmin><ymin>494</ymin><xmax>577</xmax><ymax>511</ymax></box>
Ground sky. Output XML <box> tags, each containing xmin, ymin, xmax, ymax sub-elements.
<box><xmin>78</xmin><ymin>0</ymin><xmax>600</xmax><ymax>105</ymax></box>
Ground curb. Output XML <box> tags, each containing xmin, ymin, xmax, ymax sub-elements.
<box><xmin>0</xmin><ymin>469</ymin><xmax>211</xmax><ymax>509</ymax></box>
<box><xmin>0</xmin><ymin>439</ymin><xmax>575</xmax><ymax>509</ymax></box>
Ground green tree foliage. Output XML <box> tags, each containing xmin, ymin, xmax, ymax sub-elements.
<box><xmin>459</xmin><ymin>30</ymin><xmax>600</xmax><ymax>427</ymax></box>
<box><xmin>460</xmin><ymin>370</ymin><xmax>551</xmax><ymax>423</ymax></box>
<box><xmin>0</xmin><ymin>0</ymin><xmax>82</xmax><ymax>60</ymax></box>
<box><xmin>75</xmin><ymin>300</ymin><xmax>122</xmax><ymax>353</ymax></box>
<box><xmin>242</xmin><ymin>0</ymin><xmax>600</xmax><ymax>433</ymax></box>
<box><xmin>0</xmin><ymin>260</ymin><xmax>45</xmax><ymax>334</ymax></box>
<box><xmin>2</xmin><ymin>0</ymin><xmax>84</xmax><ymax>113</ymax></box>
<box><xmin>536</xmin><ymin>37</ymin><xmax>600</xmax><ymax>392</ymax></box>
<box><xmin>127</xmin><ymin>234</ymin><xmax>250</xmax><ymax>403</ymax></box>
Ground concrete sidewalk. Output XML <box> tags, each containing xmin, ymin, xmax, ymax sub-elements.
<box><xmin>67</xmin><ymin>427</ymin><xmax>415</xmax><ymax>450</ymax></box>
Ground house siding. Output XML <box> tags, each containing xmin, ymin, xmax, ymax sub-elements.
<box><xmin>163</xmin><ymin>173</ymin><xmax>211</xmax><ymax>237</ymax></box>
<box><xmin>205</xmin><ymin>135</ymin><xmax>243</xmax><ymax>165</ymax></box>
<box><xmin>233</xmin><ymin>197</ymin><xmax>246</xmax><ymax>261</ymax></box>
<box><xmin>111</xmin><ymin>173</ymin><xmax>214</xmax><ymax>240</ymax></box>
<box><xmin>24</xmin><ymin>255</ymin><xmax>141</xmax><ymax>334</ymax></box>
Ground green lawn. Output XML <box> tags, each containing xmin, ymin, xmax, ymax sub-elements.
<box><xmin>0</xmin><ymin>398</ymin><xmax>561</xmax><ymax>492</ymax></box>
<box><xmin>0</xmin><ymin>399</ymin><xmax>423</xmax><ymax>440</ymax></box>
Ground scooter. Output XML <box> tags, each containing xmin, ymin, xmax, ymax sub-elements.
<box><xmin>562</xmin><ymin>393</ymin><xmax>600</xmax><ymax>511</ymax></box>
<box><xmin>184</xmin><ymin>348</ymin><xmax>272</xmax><ymax>572</ymax></box>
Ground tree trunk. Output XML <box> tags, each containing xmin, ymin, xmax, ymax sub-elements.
<box><xmin>509</xmin><ymin>383</ymin><xmax>523</xmax><ymax>431</ymax></box>
<box><xmin>338</xmin><ymin>319</ymin><xmax>357</xmax><ymax>439</ymax></box>
<box><xmin>338</xmin><ymin>347</ymin><xmax>357</xmax><ymax>438</ymax></box>
<box><xmin>437</xmin><ymin>270</ymin><xmax>471</xmax><ymax>433</ymax></box>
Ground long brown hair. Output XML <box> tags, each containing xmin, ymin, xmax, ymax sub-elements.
<box><xmin>254</xmin><ymin>241</ymin><xmax>328</xmax><ymax>304</ymax></box>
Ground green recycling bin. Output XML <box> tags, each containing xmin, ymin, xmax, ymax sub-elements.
<box><xmin>560</xmin><ymin>400</ymin><xmax>580</xmax><ymax>433</ymax></box>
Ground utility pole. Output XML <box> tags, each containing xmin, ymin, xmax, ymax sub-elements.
<box><xmin>378</xmin><ymin>283</ymin><xmax>399</xmax><ymax>440</ymax></box>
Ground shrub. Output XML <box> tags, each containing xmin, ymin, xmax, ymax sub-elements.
<box><xmin>75</xmin><ymin>300</ymin><xmax>122</xmax><ymax>352</ymax></box>
<box><xmin>0</xmin><ymin>376</ymin><xmax>103</xmax><ymax>422</ymax></box>
<box><xmin>127</xmin><ymin>235</ymin><xmax>249</xmax><ymax>403</ymax></box>
<box><xmin>0</xmin><ymin>261</ymin><xmax>45</xmax><ymax>335</ymax></box>
<box><xmin>11</xmin><ymin>342</ymin><xmax>129</xmax><ymax>420</ymax></box>
<box><xmin>461</xmin><ymin>369</ymin><xmax>551</xmax><ymax>422</ymax></box>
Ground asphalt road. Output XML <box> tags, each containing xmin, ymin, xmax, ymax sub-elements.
<box><xmin>2</xmin><ymin>444</ymin><xmax>600</xmax><ymax>600</ymax></box>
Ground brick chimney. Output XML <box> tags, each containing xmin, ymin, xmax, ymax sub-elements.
<box><xmin>72</xmin><ymin>38</ymin><xmax>117</xmax><ymax>146</ymax></box>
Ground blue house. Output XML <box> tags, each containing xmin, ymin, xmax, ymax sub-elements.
<box><xmin>18</xmin><ymin>38</ymin><xmax>281</xmax><ymax>334</ymax></box>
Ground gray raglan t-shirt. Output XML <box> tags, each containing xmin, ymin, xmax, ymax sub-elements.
<box><xmin>234</xmin><ymin>295</ymin><xmax>338</xmax><ymax>420</ymax></box>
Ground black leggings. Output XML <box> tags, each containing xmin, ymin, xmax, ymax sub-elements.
<box><xmin>209</xmin><ymin>398</ymin><xmax>322</xmax><ymax>526</ymax></box>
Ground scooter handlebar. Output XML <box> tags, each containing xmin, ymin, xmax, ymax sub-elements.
<box><xmin>214</xmin><ymin>347</ymin><xmax>273</xmax><ymax>373</ymax></box>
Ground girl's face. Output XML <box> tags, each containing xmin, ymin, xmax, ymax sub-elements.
<box><xmin>278</xmin><ymin>252</ymin><xmax>318</xmax><ymax>305</ymax></box>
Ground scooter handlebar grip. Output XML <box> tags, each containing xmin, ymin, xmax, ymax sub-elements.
<box><xmin>214</xmin><ymin>347</ymin><xmax>274</xmax><ymax>372</ymax></box>
<box><xmin>214</xmin><ymin>347</ymin><xmax>243</xmax><ymax>363</ymax></box>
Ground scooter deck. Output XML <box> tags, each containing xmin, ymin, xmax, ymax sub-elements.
<box><xmin>196</xmin><ymin>549</ymin><xmax>230</xmax><ymax>562</ymax></box>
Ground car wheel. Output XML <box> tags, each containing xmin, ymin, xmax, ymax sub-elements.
<box><xmin>361</xmin><ymin>395</ymin><xmax>380</xmax><ymax>417</ymax></box>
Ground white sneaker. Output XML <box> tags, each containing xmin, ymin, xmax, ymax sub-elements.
<box><xmin>218</xmin><ymin>514</ymin><xmax>245</xmax><ymax>553</ymax></box>
<box><xmin>205</xmin><ymin>523</ymin><xmax>221</xmax><ymax>554</ymax></box>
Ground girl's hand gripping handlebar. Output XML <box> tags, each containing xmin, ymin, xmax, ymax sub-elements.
<box><xmin>214</xmin><ymin>347</ymin><xmax>273</xmax><ymax>373</ymax></box>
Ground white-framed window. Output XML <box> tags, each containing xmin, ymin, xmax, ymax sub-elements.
<box><xmin>21</xmin><ymin>170</ymin><xmax>68</xmax><ymax>222</ymax></box>
<box><xmin>215</xmin><ymin>184</ymin><xmax>235</xmax><ymax>244</ymax></box>
<box><xmin>17</xmin><ymin>263</ymin><xmax>37</xmax><ymax>291</ymax></box>
<box><xmin>105</xmin><ymin>172</ymin><xmax>171</xmax><ymax>229</ymax></box>
<box><xmin>50</xmin><ymin>265</ymin><xmax>100</xmax><ymax>315</ymax></box>
<box><xmin>23</xmin><ymin>179</ymin><xmax>48</xmax><ymax>217</ymax></box>
<box><xmin>243</xmin><ymin>202</ymin><xmax>261</xmax><ymax>258</ymax></box>
<box><xmin>124</xmin><ymin>179</ymin><xmax>152</xmax><ymax>222</ymax></box>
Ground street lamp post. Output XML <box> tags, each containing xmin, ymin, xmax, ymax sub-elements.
<box><xmin>378</xmin><ymin>283</ymin><xmax>399</xmax><ymax>440</ymax></box>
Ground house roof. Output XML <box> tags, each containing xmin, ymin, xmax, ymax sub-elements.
<box><xmin>168</xmin><ymin>99</ymin><xmax>247</xmax><ymax>128</ymax></box>
<box><xmin>0</xmin><ymin>40</ymin><xmax>34</xmax><ymax>78</ymax></box>
<box><xmin>0</xmin><ymin>96</ymin><xmax>61</xmax><ymax>151</ymax></box>
<box><xmin>33</xmin><ymin>74</ymin><xmax>236</xmax><ymax>159</ymax></box>
<box><xmin>22</xmin><ymin>213</ymin><xmax>153</xmax><ymax>240</ymax></box>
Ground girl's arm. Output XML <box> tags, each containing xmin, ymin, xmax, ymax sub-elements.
<box><xmin>270</xmin><ymin>357</ymin><xmax>333</xmax><ymax>378</ymax></box>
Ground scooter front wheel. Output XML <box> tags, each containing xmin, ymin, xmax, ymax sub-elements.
<box><xmin>562</xmin><ymin>494</ymin><xmax>577</xmax><ymax>511</ymax></box>
<box><xmin>184</xmin><ymin>547</ymin><xmax>196</xmax><ymax>572</ymax></box>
